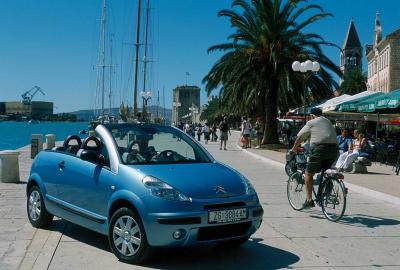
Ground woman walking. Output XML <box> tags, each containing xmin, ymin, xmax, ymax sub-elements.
<box><xmin>241</xmin><ymin>116</ymin><xmax>252</xmax><ymax>148</ymax></box>
<box><xmin>203</xmin><ymin>122</ymin><xmax>210</xmax><ymax>144</ymax></box>
<box><xmin>254</xmin><ymin>117</ymin><xmax>263</xmax><ymax>149</ymax></box>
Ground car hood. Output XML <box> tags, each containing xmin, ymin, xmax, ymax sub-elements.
<box><xmin>129</xmin><ymin>162</ymin><xmax>246</xmax><ymax>199</ymax></box>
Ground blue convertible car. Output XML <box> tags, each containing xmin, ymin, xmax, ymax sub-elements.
<box><xmin>27</xmin><ymin>123</ymin><xmax>263</xmax><ymax>263</ymax></box>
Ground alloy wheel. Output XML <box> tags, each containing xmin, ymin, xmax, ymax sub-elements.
<box><xmin>112</xmin><ymin>216</ymin><xmax>142</xmax><ymax>257</ymax></box>
<box><xmin>28</xmin><ymin>190</ymin><xmax>41</xmax><ymax>221</ymax></box>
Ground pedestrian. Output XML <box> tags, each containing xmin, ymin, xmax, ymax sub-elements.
<box><xmin>184</xmin><ymin>122</ymin><xmax>190</xmax><ymax>134</ymax></box>
<box><xmin>211</xmin><ymin>122</ymin><xmax>218</xmax><ymax>141</ymax></box>
<box><xmin>203</xmin><ymin>122</ymin><xmax>210</xmax><ymax>144</ymax></box>
<box><xmin>254</xmin><ymin>117</ymin><xmax>264</xmax><ymax>149</ymax></box>
<box><xmin>337</xmin><ymin>129</ymin><xmax>352</xmax><ymax>154</ymax></box>
<box><xmin>219</xmin><ymin>116</ymin><xmax>231</xmax><ymax>150</ymax></box>
<box><xmin>196</xmin><ymin>123</ymin><xmax>203</xmax><ymax>141</ymax></box>
<box><xmin>241</xmin><ymin>116</ymin><xmax>252</xmax><ymax>148</ymax></box>
<box><xmin>335</xmin><ymin>131</ymin><xmax>366</xmax><ymax>171</ymax></box>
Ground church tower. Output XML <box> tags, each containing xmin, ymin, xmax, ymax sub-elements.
<box><xmin>340</xmin><ymin>20</ymin><xmax>362</xmax><ymax>81</ymax></box>
<box><xmin>374</xmin><ymin>12</ymin><xmax>382</xmax><ymax>46</ymax></box>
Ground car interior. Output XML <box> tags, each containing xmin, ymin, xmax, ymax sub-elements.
<box><xmin>52</xmin><ymin>134</ymin><xmax>110</xmax><ymax>167</ymax></box>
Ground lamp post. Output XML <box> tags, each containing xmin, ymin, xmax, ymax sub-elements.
<box><xmin>172</xmin><ymin>101</ymin><xmax>181</xmax><ymax>125</ymax></box>
<box><xmin>188</xmin><ymin>105</ymin><xmax>198</xmax><ymax>124</ymax></box>
<box><xmin>292</xmin><ymin>60</ymin><xmax>320</xmax><ymax>124</ymax></box>
<box><xmin>141</xmin><ymin>91</ymin><xmax>152</xmax><ymax>121</ymax></box>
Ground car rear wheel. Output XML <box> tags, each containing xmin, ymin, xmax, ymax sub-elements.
<box><xmin>108</xmin><ymin>207</ymin><xmax>153</xmax><ymax>264</ymax></box>
<box><xmin>27</xmin><ymin>185</ymin><xmax>53</xmax><ymax>228</ymax></box>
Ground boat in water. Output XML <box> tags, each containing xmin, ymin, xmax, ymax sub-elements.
<box><xmin>28</xmin><ymin>119</ymin><xmax>40</xmax><ymax>124</ymax></box>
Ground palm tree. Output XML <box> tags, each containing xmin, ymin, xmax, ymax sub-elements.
<box><xmin>203</xmin><ymin>0</ymin><xmax>341</xmax><ymax>144</ymax></box>
<box><xmin>340</xmin><ymin>69</ymin><xmax>367</xmax><ymax>95</ymax></box>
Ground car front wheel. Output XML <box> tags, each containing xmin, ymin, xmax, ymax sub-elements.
<box><xmin>27</xmin><ymin>185</ymin><xmax>53</xmax><ymax>228</ymax></box>
<box><xmin>108</xmin><ymin>207</ymin><xmax>152</xmax><ymax>264</ymax></box>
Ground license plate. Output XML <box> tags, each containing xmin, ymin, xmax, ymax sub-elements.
<box><xmin>208</xmin><ymin>208</ymin><xmax>247</xmax><ymax>224</ymax></box>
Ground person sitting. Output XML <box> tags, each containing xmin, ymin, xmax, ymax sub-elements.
<box><xmin>337</xmin><ymin>128</ymin><xmax>352</xmax><ymax>154</ymax></box>
<box><xmin>335</xmin><ymin>132</ymin><xmax>366</xmax><ymax>171</ymax></box>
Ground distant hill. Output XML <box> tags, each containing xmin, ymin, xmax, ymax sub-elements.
<box><xmin>67</xmin><ymin>105</ymin><xmax>172</xmax><ymax>122</ymax></box>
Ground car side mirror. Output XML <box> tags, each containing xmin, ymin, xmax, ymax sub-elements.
<box><xmin>80</xmin><ymin>150</ymin><xmax>105</xmax><ymax>166</ymax></box>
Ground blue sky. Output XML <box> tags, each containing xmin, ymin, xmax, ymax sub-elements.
<box><xmin>0</xmin><ymin>0</ymin><xmax>399</xmax><ymax>113</ymax></box>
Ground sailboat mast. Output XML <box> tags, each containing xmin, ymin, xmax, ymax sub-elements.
<box><xmin>100</xmin><ymin>0</ymin><xmax>107</xmax><ymax>119</ymax></box>
<box><xmin>156</xmin><ymin>90</ymin><xmax>159</xmax><ymax>118</ymax></box>
<box><xmin>163</xmin><ymin>85</ymin><xmax>165</xmax><ymax>124</ymax></box>
<box><xmin>142</xmin><ymin>0</ymin><xmax>150</xmax><ymax>114</ymax></box>
<box><xmin>109</xmin><ymin>35</ymin><xmax>113</xmax><ymax>115</ymax></box>
<box><xmin>133</xmin><ymin>0</ymin><xmax>141</xmax><ymax>116</ymax></box>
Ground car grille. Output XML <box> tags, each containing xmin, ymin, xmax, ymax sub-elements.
<box><xmin>197</xmin><ymin>222</ymin><xmax>251</xmax><ymax>241</ymax></box>
<box><xmin>203</xmin><ymin>201</ymin><xmax>246</xmax><ymax>210</ymax></box>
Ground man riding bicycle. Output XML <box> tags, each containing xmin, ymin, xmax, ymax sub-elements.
<box><xmin>291</xmin><ymin>108</ymin><xmax>339</xmax><ymax>208</ymax></box>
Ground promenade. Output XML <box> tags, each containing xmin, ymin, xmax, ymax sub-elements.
<box><xmin>0</xmin><ymin>135</ymin><xmax>399</xmax><ymax>269</ymax></box>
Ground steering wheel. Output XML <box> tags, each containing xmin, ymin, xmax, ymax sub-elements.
<box><xmin>127</xmin><ymin>140</ymin><xmax>137</xmax><ymax>152</ymax></box>
<box><xmin>154</xmin><ymin>150</ymin><xmax>181</xmax><ymax>162</ymax></box>
<box><xmin>81</xmin><ymin>136</ymin><xmax>102</xmax><ymax>151</ymax></box>
<box><xmin>63</xmin><ymin>135</ymin><xmax>82</xmax><ymax>153</ymax></box>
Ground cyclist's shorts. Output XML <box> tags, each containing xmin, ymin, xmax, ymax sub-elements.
<box><xmin>307</xmin><ymin>144</ymin><xmax>339</xmax><ymax>174</ymax></box>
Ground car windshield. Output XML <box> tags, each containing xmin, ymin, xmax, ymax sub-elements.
<box><xmin>104</xmin><ymin>124</ymin><xmax>213</xmax><ymax>165</ymax></box>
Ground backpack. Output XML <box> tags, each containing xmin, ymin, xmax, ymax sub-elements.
<box><xmin>220</xmin><ymin>122</ymin><xmax>228</xmax><ymax>132</ymax></box>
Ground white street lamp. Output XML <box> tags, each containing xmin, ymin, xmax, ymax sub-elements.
<box><xmin>292</xmin><ymin>60</ymin><xmax>321</xmax><ymax>124</ymax></box>
<box><xmin>141</xmin><ymin>91</ymin><xmax>152</xmax><ymax>121</ymax></box>
<box><xmin>173</xmin><ymin>101</ymin><xmax>181</xmax><ymax>124</ymax></box>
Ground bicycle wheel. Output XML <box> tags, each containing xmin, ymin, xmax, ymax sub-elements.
<box><xmin>321</xmin><ymin>178</ymin><xmax>346</xmax><ymax>221</ymax></box>
<box><xmin>287</xmin><ymin>171</ymin><xmax>307</xmax><ymax>210</ymax></box>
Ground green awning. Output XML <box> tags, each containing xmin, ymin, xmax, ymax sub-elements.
<box><xmin>356</xmin><ymin>93</ymin><xmax>386</xmax><ymax>112</ymax></box>
<box><xmin>337</xmin><ymin>92</ymin><xmax>383</xmax><ymax>112</ymax></box>
<box><xmin>375</xmin><ymin>89</ymin><xmax>400</xmax><ymax>109</ymax></box>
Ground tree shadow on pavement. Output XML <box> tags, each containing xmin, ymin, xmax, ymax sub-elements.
<box><xmin>48</xmin><ymin>220</ymin><xmax>300</xmax><ymax>269</ymax></box>
<box><xmin>337</xmin><ymin>214</ymin><xmax>400</xmax><ymax>228</ymax></box>
<box><xmin>310</xmin><ymin>214</ymin><xmax>400</xmax><ymax>228</ymax></box>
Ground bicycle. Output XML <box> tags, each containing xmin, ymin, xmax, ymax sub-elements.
<box><xmin>286</xmin><ymin>156</ymin><xmax>348</xmax><ymax>222</ymax></box>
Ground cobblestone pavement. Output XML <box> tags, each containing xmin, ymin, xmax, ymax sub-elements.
<box><xmin>2</xmin><ymin>137</ymin><xmax>400</xmax><ymax>269</ymax></box>
<box><xmin>0</xmin><ymin>145</ymin><xmax>35</xmax><ymax>270</ymax></box>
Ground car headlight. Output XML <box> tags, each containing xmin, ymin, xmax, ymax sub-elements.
<box><xmin>241</xmin><ymin>175</ymin><xmax>256</xmax><ymax>195</ymax></box>
<box><xmin>142</xmin><ymin>176</ymin><xmax>192</xmax><ymax>202</ymax></box>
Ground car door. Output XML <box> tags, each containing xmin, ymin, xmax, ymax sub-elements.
<box><xmin>56</xmin><ymin>146</ymin><xmax>116</xmax><ymax>219</ymax></box>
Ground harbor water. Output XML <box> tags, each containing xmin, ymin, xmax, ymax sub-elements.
<box><xmin>0</xmin><ymin>122</ymin><xmax>89</xmax><ymax>151</ymax></box>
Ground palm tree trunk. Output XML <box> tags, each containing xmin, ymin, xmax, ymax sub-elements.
<box><xmin>262</xmin><ymin>82</ymin><xmax>279</xmax><ymax>144</ymax></box>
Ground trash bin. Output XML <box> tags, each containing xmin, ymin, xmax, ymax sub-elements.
<box><xmin>31</xmin><ymin>134</ymin><xmax>43</xmax><ymax>159</ymax></box>
<box><xmin>45</xmin><ymin>134</ymin><xmax>56</xmax><ymax>150</ymax></box>
<box><xmin>0</xmin><ymin>150</ymin><xmax>20</xmax><ymax>183</ymax></box>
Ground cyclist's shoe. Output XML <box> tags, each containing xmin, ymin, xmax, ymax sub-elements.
<box><xmin>302</xmin><ymin>199</ymin><xmax>315</xmax><ymax>209</ymax></box>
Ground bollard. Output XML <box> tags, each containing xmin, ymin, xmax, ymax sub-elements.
<box><xmin>45</xmin><ymin>134</ymin><xmax>56</xmax><ymax>150</ymax></box>
<box><xmin>31</xmin><ymin>134</ymin><xmax>43</xmax><ymax>159</ymax></box>
<box><xmin>0</xmin><ymin>150</ymin><xmax>20</xmax><ymax>183</ymax></box>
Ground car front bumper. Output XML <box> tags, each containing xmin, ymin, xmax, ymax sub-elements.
<box><xmin>140</xmin><ymin>196</ymin><xmax>263</xmax><ymax>247</ymax></box>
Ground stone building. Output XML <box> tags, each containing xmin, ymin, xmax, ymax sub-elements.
<box><xmin>172</xmin><ymin>85</ymin><xmax>200</xmax><ymax>124</ymax></box>
<box><xmin>340</xmin><ymin>20</ymin><xmax>362</xmax><ymax>81</ymax></box>
<box><xmin>1</xmin><ymin>101</ymin><xmax>53</xmax><ymax>118</ymax></box>
<box><xmin>365</xmin><ymin>12</ymin><xmax>400</xmax><ymax>93</ymax></box>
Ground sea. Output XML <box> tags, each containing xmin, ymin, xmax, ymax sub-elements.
<box><xmin>0</xmin><ymin>122</ymin><xmax>90</xmax><ymax>151</ymax></box>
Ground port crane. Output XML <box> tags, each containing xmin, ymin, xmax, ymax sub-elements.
<box><xmin>21</xmin><ymin>86</ymin><xmax>45</xmax><ymax>105</ymax></box>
